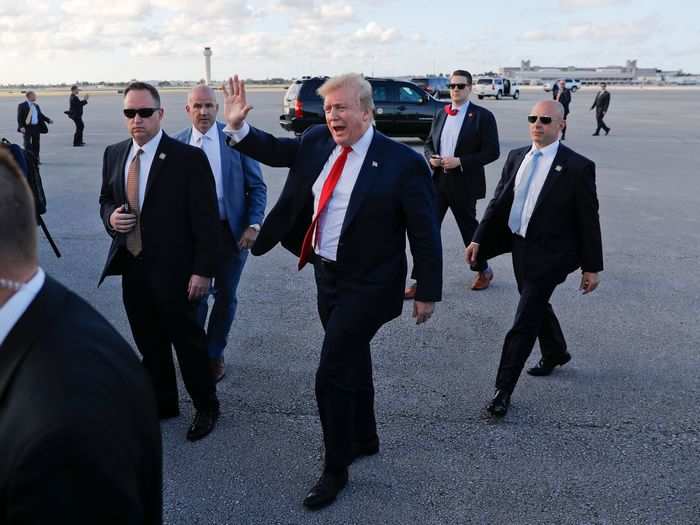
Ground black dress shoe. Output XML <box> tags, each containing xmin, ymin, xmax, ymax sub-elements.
<box><xmin>351</xmin><ymin>435</ymin><xmax>379</xmax><ymax>462</ymax></box>
<box><xmin>605</xmin><ymin>129</ymin><xmax>610</xmax><ymax>136</ymax></box>
<box><xmin>486</xmin><ymin>390</ymin><xmax>511</xmax><ymax>417</ymax></box>
<box><xmin>186</xmin><ymin>406</ymin><xmax>219</xmax><ymax>441</ymax></box>
<box><xmin>592</xmin><ymin>132</ymin><xmax>600</xmax><ymax>136</ymax></box>
<box><xmin>303</xmin><ymin>468</ymin><xmax>348</xmax><ymax>510</ymax></box>
<box><xmin>527</xmin><ymin>352</ymin><xmax>572</xmax><ymax>377</ymax></box>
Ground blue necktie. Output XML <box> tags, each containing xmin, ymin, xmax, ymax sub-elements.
<box><xmin>508</xmin><ymin>150</ymin><xmax>543</xmax><ymax>234</ymax></box>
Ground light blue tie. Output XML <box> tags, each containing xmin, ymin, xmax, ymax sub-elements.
<box><xmin>508</xmin><ymin>150</ymin><xmax>543</xmax><ymax>234</ymax></box>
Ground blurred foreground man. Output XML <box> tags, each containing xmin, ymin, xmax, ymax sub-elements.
<box><xmin>223</xmin><ymin>73</ymin><xmax>442</xmax><ymax>509</ymax></box>
<box><xmin>16</xmin><ymin>91</ymin><xmax>52</xmax><ymax>164</ymax></box>
<box><xmin>174</xmin><ymin>85</ymin><xmax>266</xmax><ymax>382</ymax></box>
<box><xmin>0</xmin><ymin>149</ymin><xmax>162</xmax><ymax>523</ymax></box>
<box><xmin>406</xmin><ymin>69</ymin><xmax>499</xmax><ymax>297</ymax></box>
<box><xmin>466</xmin><ymin>100</ymin><xmax>603</xmax><ymax>417</ymax></box>
<box><xmin>99</xmin><ymin>82</ymin><xmax>221</xmax><ymax>441</ymax></box>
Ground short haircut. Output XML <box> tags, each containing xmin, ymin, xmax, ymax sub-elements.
<box><xmin>317</xmin><ymin>73</ymin><xmax>375</xmax><ymax>112</ymax></box>
<box><xmin>601</xmin><ymin>82</ymin><xmax>607</xmax><ymax>87</ymax></box>
<box><xmin>124</xmin><ymin>81</ymin><xmax>161</xmax><ymax>106</ymax></box>
<box><xmin>71</xmin><ymin>84</ymin><xmax>79</xmax><ymax>92</ymax></box>
<box><xmin>451</xmin><ymin>70</ymin><xmax>473</xmax><ymax>86</ymax></box>
<box><xmin>25</xmin><ymin>91</ymin><xmax>35</xmax><ymax>98</ymax></box>
<box><xmin>0</xmin><ymin>149</ymin><xmax>37</xmax><ymax>266</ymax></box>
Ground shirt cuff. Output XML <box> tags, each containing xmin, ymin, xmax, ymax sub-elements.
<box><xmin>222</xmin><ymin>121</ymin><xmax>250</xmax><ymax>144</ymax></box>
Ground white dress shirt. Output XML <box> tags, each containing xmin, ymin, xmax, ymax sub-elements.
<box><xmin>190</xmin><ymin>124</ymin><xmax>225</xmax><ymax>219</ymax></box>
<box><xmin>0</xmin><ymin>268</ymin><xmax>46</xmax><ymax>347</ymax></box>
<box><xmin>224</xmin><ymin>122</ymin><xmax>374</xmax><ymax>261</ymax></box>
<box><xmin>439</xmin><ymin>100</ymin><xmax>469</xmax><ymax>158</ymax></box>
<box><xmin>123</xmin><ymin>129</ymin><xmax>163</xmax><ymax>209</ymax></box>
<box><xmin>27</xmin><ymin>101</ymin><xmax>39</xmax><ymax>125</ymax></box>
<box><xmin>512</xmin><ymin>140</ymin><xmax>560</xmax><ymax>237</ymax></box>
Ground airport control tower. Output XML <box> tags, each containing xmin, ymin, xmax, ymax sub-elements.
<box><xmin>203</xmin><ymin>47</ymin><xmax>212</xmax><ymax>85</ymax></box>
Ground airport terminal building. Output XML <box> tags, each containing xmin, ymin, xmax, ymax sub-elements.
<box><xmin>500</xmin><ymin>59</ymin><xmax>660</xmax><ymax>85</ymax></box>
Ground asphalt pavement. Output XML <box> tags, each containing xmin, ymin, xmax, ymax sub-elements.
<box><xmin>1</xmin><ymin>87</ymin><xmax>699</xmax><ymax>525</ymax></box>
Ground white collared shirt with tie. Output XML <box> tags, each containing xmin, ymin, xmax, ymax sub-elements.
<box><xmin>439</xmin><ymin>100</ymin><xmax>469</xmax><ymax>158</ymax></box>
<box><xmin>123</xmin><ymin>129</ymin><xmax>163</xmax><ymax>209</ymax></box>
<box><xmin>190</xmin><ymin>124</ymin><xmax>225</xmax><ymax>219</ymax></box>
<box><xmin>512</xmin><ymin>140</ymin><xmax>560</xmax><ymax>237</ymax></box>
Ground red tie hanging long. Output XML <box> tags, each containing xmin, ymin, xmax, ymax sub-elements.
<box><xmin>298</xmin><ymin>146</ymin><xmax>353</xmax><ymax>270</ymax></box>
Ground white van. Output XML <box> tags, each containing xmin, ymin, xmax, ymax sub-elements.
<box><xmin>474</xmin><ymin>77</ymin><xmax>520</xmax><ymax>100</ymax></box>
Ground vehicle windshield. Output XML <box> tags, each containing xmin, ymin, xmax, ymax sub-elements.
<box><xmin>477</xmin><ymin>79</ymin><xmax>493</xmax><ymax>85</ymax></box>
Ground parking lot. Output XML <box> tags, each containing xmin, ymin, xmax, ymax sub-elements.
<box><xmin>1</xmin><ymin>86</ymin><xmax>699</xmax><ymax>524</ymax></box>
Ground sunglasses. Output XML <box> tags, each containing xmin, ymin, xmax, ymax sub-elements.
<box><xmin>123</xmin><ymin>107</ymin><xmax>160</xmax><ymax>119</ymax></box>
<box><xmin>447</xmin><ymin>83</ymin><xmax>469</xmax><ymax>90</ymax></box>
<box><xmin>527</xmin><ymin>115</ymin><xmax>553</xmax><ymax>125</ymax></box>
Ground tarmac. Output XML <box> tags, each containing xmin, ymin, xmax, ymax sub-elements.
<box><xmin>1</xmin><ymin>87</ymin><xmax>699</xmax><ymax>525</ymax></box>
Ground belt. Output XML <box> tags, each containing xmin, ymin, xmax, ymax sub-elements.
<box><xmin>314</xmin><ymin>253</ymin><xmax>337</xmax><ymax>272</ymax></box>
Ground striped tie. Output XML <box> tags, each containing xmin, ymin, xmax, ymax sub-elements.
<box><xmin>126</xmin><ymin>149</ymin><xmax>144</xmax><ymax>256</ymax></box>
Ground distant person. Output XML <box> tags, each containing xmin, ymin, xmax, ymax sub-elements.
<box><xmin>16</xmin><ymin>91</ymin><xmax>52</xmax><ymax>164</ymax></box>
<box><xmin>0</xmin><ymin>149</ymin><xmax>163</xmax><ymax>523</ymax></box>
<box><xmin>174</xmin><ymin>85</ymin><xmax>266</xmax><ymax>382</ymax></box>
<box><xmin>66</xmin><ymin>84</ymin><xmax>89</xmax><ymax>146</ymax></box>
<box><xmin>222</xmin><ymin>73</ymin><xmax>442</xmax><ymax>510</ymax></box>
<box><xmin>466</xmin><ymin>100</ymin><xmax>603</xmax><ymax>418</ymax></box>
<box><xmin>406</xmin><ymin>69</ymin><xmax>499</xmax><ymax>297</ymax></box>
<box><xmin>98</xmin><ymin>82</ymin><xmax>222</xmax><ymax>441</ymax></box>
<box><xmin>591</xmin><ymin>82</ymin><xmax>611</xmax><ymax>136</ymax></box>
<box><xmin>555</xmin><ymin>80</ymin><xmax>571</xmax><ymax>140</ymax></box>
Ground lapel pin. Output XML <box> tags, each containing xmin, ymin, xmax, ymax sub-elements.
<box><xmin>555</xmin><ymin>165</ymin><xmax>562</xmax><ymax>172</ymax></box>
<box><xmin>468</xmin><ymin>112</ymin><xmax>473</xmax><ymax>118</ymax></box>
<box><xmin>159</xmin><ymin>153</ymin><xmax>167</xmax><ymax>160</ymax></box>
<box><xmin>372</xmin><ymin>161</ymin><xmax>379</xmax><ymax>168</ymax></box>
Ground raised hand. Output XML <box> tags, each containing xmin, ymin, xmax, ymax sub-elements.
<box><xmin>222</xmin><ymin>75</ymin><xmax>253</xmax><ymax>130</ymax></box>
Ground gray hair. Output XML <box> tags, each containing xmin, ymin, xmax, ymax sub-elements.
<box><xmin>317</xmin><ymin>73</ymin><xmax>375</xmax><ymax>112</ymax></box>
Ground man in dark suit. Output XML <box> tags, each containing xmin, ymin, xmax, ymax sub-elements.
<box><xmin>555</xmin><ymin>80</ymin><xmax>572</xmax><ymax>140</ymax></box>
<box><xmin>174</xmin><ymin>85</ymin><xmax>266</xmax><ymax>382</ymax></box>
<box><xmin>99</xmin><ymin>82</ymin><xmax>221</xmax><ymax>441</ymax></box>
<box><xmin>0</xmin><ymin>149</ymin><xmax>162</xmax><ymax>523</ymax></box>
<box><xmin>66</xmin><ymin>84</ymin><xmax>89</xmax><ymax>146</ymax></box>
<box><xmin>466</xmin><ymin>100</ymin><xmax>603</xmax><ymax>417</ymax></box>
<box><xmin>222</xmin><ymin>73</ymin><xmax>442</xmax><ymax>509</ymax></box>
<box><xmin>591</xmin><ymin>82</ymin><xmax>611</xmax><ymax>136</ymax></box>
<box><xmin>16</xmin><ymin>91</ymin><xmax>52</xmax><ymax>164</ymax></box>
<box><xmin>406</xmin><ymin>69</ymin><xmax>499</xmax><ymax>297</ymax></box>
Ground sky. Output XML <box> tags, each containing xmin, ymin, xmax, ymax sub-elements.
<box><xmin>1</xmin><ymin>0</ymin><xmax>698</xmax><ymax>84</ymax></box>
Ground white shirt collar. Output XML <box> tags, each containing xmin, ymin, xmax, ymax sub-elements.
<box><xmin>0</xmin><ymin>268</ymin><xmax>46</xmax><ymax>347</ymax></box>
<box><xmin>530</xmin><ymin>139</ymin><xmax>560</xmax><ymax>159</ymax></box>
<box><xmin>451</xmin><ymin>99</ymin><xmax>470</xmax><ymax>113</ymax></box>
<box><xmin>132</xmin><ymin>129</ymin><xmax>163</xmax><ymax>156</ymax></box>
<box><xmin>346</xmin><ymin>125</ymin><xmax>374</xmax><ymax>157</ymax></box>
<box><xmin>191</xmin><ymin>123</ymin><xmax>219</xmax><ymax>143</ymax></box>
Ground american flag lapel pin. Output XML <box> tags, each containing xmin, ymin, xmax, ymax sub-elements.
<box><xmin>372</xmin><ymin>161</ymin><xmax>379</xmax><ymax>168</ymax></box>
<box><xmin>468</xmin><ymin>112</ymin><xmax>473</xmax><ymax>118</ymax></box>
<box><xmin>159</xmin><ymin>153</ymin><xmax>167</xmax><ymax>160</ymax></box>
<box><xmin>555</xmin><ymin>165</ymin><xmax>562</xmax><ymax>172</ymax></box>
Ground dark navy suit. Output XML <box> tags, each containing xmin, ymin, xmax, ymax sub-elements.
<box><xmin>174</xmin><ymin>122</ymin><xmax>266</xmax><ymax>359</ymax></box>
<box><xmin>235</xmin><ymin>124</ymin><xmax>442</xmax><ymax>469</ymax></box>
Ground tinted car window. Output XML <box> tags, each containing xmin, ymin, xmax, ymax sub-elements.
<box><xmin>373</xmin><ymin>84</ymin><xmax>389</xmax><ymax>102</ymax></box>
<box><xmin>399</xmin><ymin>86</ymin><xmax>423</xmax><ymax>103</ymax></box>
<box><xmin>477</xmin><ymin>79</ymin><xmax>493</xmax><ymax>85</ymax></box>
<box><xmin>285</xmin><ymin>82</ymin><xmax>302</xmax><ymax>100</ymax></box>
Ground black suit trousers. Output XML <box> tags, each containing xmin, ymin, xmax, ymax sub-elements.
<box><xmin>121</xmin><ymin>254</ymin><xmax>217</xmax><ymax>414</ymax></box>
<box><xmin>313</xmin><ymin>258</ymin><xmax>384</xmax><ymax>470</ymax></box>
<box><xmin>72</xmin><ymin>116</ymin><xmax>85</xmax><ymax>145</ymax></box>
<box><xmin>595</xmin><ymin>110</ymin><xmax>610</xmax><ymax>134</ymax></box>
<box><xmin>23</xmin><ymin>125</ymin><xmax>41</xmax><ymax>160</ymax></box>
<box><xmin>495</xmin><ymin>236</ymin><xmax>568</xmax><ymax>393</ymax></box>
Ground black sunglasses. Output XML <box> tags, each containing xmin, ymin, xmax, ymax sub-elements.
<box><xmin>527</xmin><ymin>115</ymin><xmax>553</xmax><ymax>124</ymax></box>
<box><xmin>123</xmin><ymin>107</ymin><xmax>160</xmax><ymax>119</ymax></box>
<box><xmin>447</xmin><ymin>83</ymin><xmax>468</xmax><ymax>90</ymax></box>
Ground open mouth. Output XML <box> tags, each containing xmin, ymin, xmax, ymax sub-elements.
<box><xmin>331</xmin><ymin>125</ymin><xmax>346</xmax><ymax>134</ymax></box>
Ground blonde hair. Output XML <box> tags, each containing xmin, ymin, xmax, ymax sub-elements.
<box><xmin>317</xmin><ymin>73</ymin><xmax>374</xmax><ymax>112</ymax></box>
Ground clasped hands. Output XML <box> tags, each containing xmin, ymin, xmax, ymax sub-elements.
<box><xmin>429</xmin><ymin>155</ymin><xmax>461</xmax><ymax>170</ymax></box>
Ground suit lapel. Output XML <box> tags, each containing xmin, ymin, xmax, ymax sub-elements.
<box><xmin>143</xmin><ymin>133</ymin><xmax>168</xmax><ymax>206</ymax></box>
<box><xmin>504</xmin><ymin>148</ymin><xmax>529</xmax><ymax>195</ymax></box>
<box><xmin>217</xmin><ymin>123</ymin><xmax>233</xmax><ymax>193</ymax></box>
<box><xmin>455</xmin><ymin>103</ymin><xmax>476</xmax><ymax>152</ymax></box>
<box><xmin>340</xmin><ymin>131</ymin><xmax>383</xmax><ymax>237</ymax></box>
<box><xmin>114</xmin><ymin>139</ymin><xmax>131</xmax><ymax>205</ymax></box>
<box><xmin>531</xmin><ymin>145</ymin><xmax>568</xmax><ymax>216</ymax></box>
<box><xmin>0</xmin><ymin>277</ymin><xmax>64</xmax><ymax>404</ymax></box>
<box><xmin>433</xmin><ymin>110</ymin><xmax>446</xmax><ymax>154</ymax></box>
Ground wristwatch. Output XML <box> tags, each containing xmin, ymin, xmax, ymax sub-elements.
<box><xmin>249</xmin><ymin>224</ymin><xmax>261</xmax><ymax>232</ymax></box>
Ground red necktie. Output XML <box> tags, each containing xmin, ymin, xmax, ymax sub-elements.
<box><xmin>298</xmin><ymin>145</ymin><xmax>353</xmax><ymax>270</ymax></box>
<box><xmin>444</xmin><ymin>104</ymin><xmax>458</xmax><ymax>117</ymax></box>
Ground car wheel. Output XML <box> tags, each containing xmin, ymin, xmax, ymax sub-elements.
<box><xmin>513</xmin><ymin>91</ymin><xmax>519</xmax><ymax>99</ymax></box>
<box><xmin>477</xmin><ymin>95</ymin><xmax>483</xmax><ymax>99</ymax></box>
<box><xmin>495</xmin><ymin>91</ymin><xmax>501</xmax><ymax>100</ymax></box>
<box><xmin>571</xmin><ymin>86</ymin><xmax>578</xmax><ymax>92</ymax></box>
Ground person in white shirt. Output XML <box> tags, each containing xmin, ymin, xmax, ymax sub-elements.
<box><xmin>467</xmin><ymin>100</ymin><xmax>603</xmax><ymax>417</ymax></box>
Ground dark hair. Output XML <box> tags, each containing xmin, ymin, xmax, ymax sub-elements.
<box><xmin>25</xmin><ymin>91</ymin><xmax>35</xmax><ymax>98</ymax></box>
<box><xmin>0</xmin><ymin>149</ymin><xmax>37</xmax><ymax>265</ymax></box>
<box><xmin>70</xmin><ymin>84</ymin><xmax>79</xmax><ymax>92</ymax></box>
<box><xmin>451</xmin><ymin>70</ymin><xmax>473</xmax><ymax>86</ymax></box>
<box><xmin>124</xmin><ymin>81</ymin><xmax>161</xmax><ymax>106</ymax></box>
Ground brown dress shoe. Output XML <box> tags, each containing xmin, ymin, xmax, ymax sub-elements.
<box><xmin>471</xmin><ymin>269</ymin><xmax>494</xmax><ymax>291</ymax></box>
<box><xmin>403</xmin><ymin>284</ymin><xmax>417</xmax><ymax>300</ymax></box>
<box><xmin>210</xmin><ymin>357</ymin><xmax>225</xmax><ymax>383</ymax></box>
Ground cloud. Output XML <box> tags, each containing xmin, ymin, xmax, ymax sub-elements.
<box><xmin>559</xmin><ymin>0</ymin><xmax>628</xmax><ymax>8</ymax></box>
<box><xmin>353</xmin><ymin>22</ymin><xmax>399</xmax><ymax>44</ymax></box>
<box><xmin>522</xmin><ymin>17</ymin><xmax>656</xmax><ymax>43</ymax></box>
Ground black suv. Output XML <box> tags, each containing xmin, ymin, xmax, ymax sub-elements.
<box><xmin>280</xmin><ymin>76</ymin><xmax>445</xmax><ymax>141</ymax></box>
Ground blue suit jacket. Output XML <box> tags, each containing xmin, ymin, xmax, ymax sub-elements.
<box><xmin>174</xmin><ymin>121</ymin><xmax>266</xmax><ymax>242</ymax></box>
<box><xmin>234</xmin><ymin>124</ymin><xmax>442</xmax><ymax>323</ymax></box>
